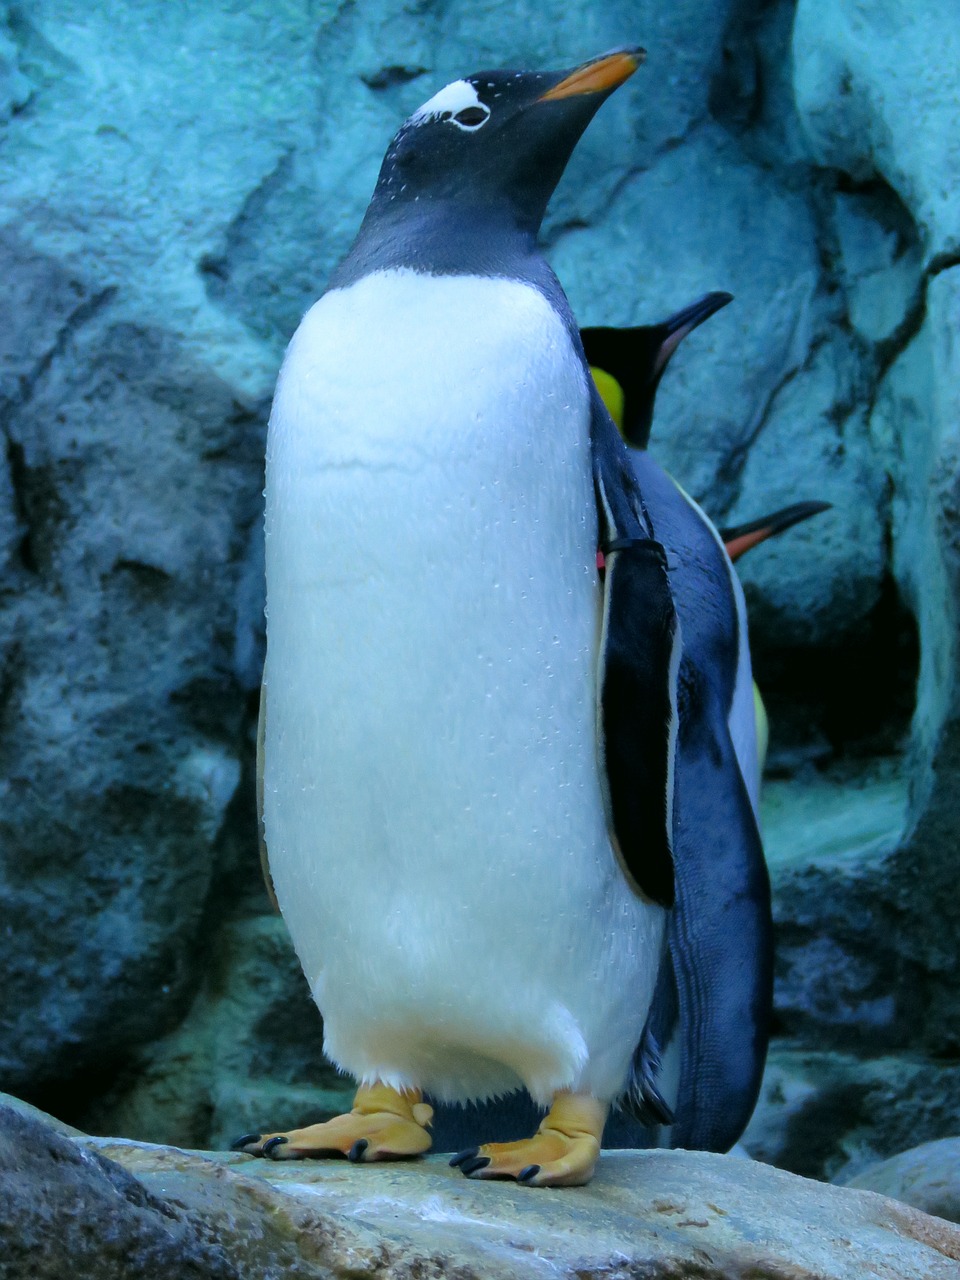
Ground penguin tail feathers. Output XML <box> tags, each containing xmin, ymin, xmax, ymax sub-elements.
<box><xmin>623</xmin><ymin>1027</ymin><xmax>675</xmax><ymax>1127</ymax></box>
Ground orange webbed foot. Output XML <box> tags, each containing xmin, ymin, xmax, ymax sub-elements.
<box><xmin>232</xmin><ymin>1082</ymin><xmax>433</xmax><ymax>1163</ymax></box>
<box><xmin>450</xmin><ymin>1092</ymin><xmax>607</xmax><ymax>1187</ymax></box>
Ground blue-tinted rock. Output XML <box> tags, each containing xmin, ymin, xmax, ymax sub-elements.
<box><xmin>79</xmin><ymin>1135</ymin><xmax>960</xmax><ymax>1279</ymax></box>
<box><xmin>847</xmin><ymin>1137</ymin><xmax>960</xmax><ymax>1225</ymax></box>
<box><xmin>743</xmin><ymin>1047</ymin><xmax>960</xmax><ymax>1187</ymax></box>
<box><xmin>77</xmin><ymin>918</ymin><xmax>351</xmax><ymax>1151</ymax></box>
<box><xmin>0</xmin><ymin>230</ymin><xmax>263</xmax><ymax>1092</ymax></box>
<box><xmin>0</xmin><ymin>1103</ymin><xmax>239</xmax><ymax>1279</ymax></box>
<box><xmin>793</xmin><ymin>0</ymin><xmax>960</xmax><ymax>261</ymax></box>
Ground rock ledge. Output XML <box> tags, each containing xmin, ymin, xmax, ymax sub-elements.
<box><xmin>4</xmin><ymin>1099</ymin><xmax>960</xmax><ymax>1278</ymax></box>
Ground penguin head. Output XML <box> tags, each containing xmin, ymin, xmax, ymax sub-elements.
<box><xmin>369</xmin><ymin>48</ymin><xmax>644</xmax><ymax>235</ymax></box>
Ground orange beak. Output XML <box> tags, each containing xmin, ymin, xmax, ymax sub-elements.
<box><xmin>538</xmin><ymin>47</ymin><xmax>645</xmax><ymax>102</ymax></box>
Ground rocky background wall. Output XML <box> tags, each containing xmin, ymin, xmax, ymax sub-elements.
<box><xmin>0</xmin><ymin>0</ymin><xmax>958</xmax><ymax>1190</ymax></box>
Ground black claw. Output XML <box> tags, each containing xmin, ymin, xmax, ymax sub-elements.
<box><xmin>230</xmin><ymin>1133</ymin><xmax>263</xmax><ymax>1151</ymax></box>
<box><xmin>518</xmin><ymin>1164</ymin><xmax>541</xmax><ymax>1184</ymax></box>
<box><xmin>449</xmin><ymin>1147</ymin><xmax>479</xmax><ymax>1168</ymax></box>
<box><xmin>458</xmin><ymin>1155</ymin><xmax>491</xmax><ymax>1177</ymax></box>
<box><xmin>347</xmin><ymin>1138</ymin><xmax>369</xmax><ymax>1163</ymax></box>
<box><xmin>262</xmin><ymin>1136</ymin><xmax>289</xmax><ymax>1158</ymax></box>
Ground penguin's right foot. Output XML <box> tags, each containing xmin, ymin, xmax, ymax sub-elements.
<box><xmin>231</xmin><ymin>1082</ymin><xmax>434</xmax><ymax>1162</ymax></box>
<box><xmin>450</xmin><ymin>1091</ymin><xmax>607</xmax><ymax>1187</ymax></box>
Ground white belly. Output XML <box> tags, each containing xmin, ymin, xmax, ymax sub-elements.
<box><xmin>263</xmin><ymin>269</ymin><xmax>664</xmax><ymax>1104</ymax></box>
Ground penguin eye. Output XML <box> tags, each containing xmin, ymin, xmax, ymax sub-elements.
<box><xmin>451</xmin><ymin>105</ymin><xmax>490</xmax><ymax>131</ymax></box>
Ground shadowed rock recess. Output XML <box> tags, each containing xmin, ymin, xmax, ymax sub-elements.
<box><xmin>1</xmin><ymin>0</ymin><xmax>959</xmax><ymax>1223</ymax></box>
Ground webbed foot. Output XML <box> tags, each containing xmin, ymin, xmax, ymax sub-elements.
<box><xmin>450</xmin><ymin>1091</ymin><xmax>607</xmax><ymax>1187</ymax></box>
<box><xmin>232</xmin><ymin>1082</ymin><xmax>433</xmax><ymax>1162</ymax></box>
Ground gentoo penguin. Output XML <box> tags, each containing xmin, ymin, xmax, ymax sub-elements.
<box><xmin>583</xmin><ymin>292</ymin><xmax>733</xmax><ymax>449</ymax></box>
<box><xmin>237</xmin><ymin>46</ymin><xmax>686</xmax><ymax>1188</ymax></box>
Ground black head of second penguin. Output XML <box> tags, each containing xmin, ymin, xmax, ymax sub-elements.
<box><xmin>329</xmin><ymin>48</ymin><xmax>645</xmax><ymax>285</ymax></box>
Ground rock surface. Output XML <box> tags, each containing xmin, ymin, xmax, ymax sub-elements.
<box><xmin>6</xmin><ymin>1101</ymin><xmax>960</xmax><ymax>1280</ymax></box>
<box><xmin>742</xmin><ymin>1048</ymin><xmax>960</xmax><ymax>1185</ymax></box>
<box><xmin>846</xmin><ymin>1136</ymin><xmax>960</xmax><ymax>1226</ymax></box>
<box><xmin>0</xmin><ymin>1104</ymin><xmax>238</xmax><ymax>1280</ymax></box>
<box><xmin>793</xmin><ymin>0</ymin><xmax>960</xmax><ymax>261</ymax></box>
<box><xmin>77</xmin><ymin>917</ymin><xmax>353</xmax><ymax>1153</ymax></box>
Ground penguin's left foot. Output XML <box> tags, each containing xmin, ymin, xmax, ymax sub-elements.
<box><xmin>231</xmin><ymin>1082</ymin><xmax>433</xmax><ymax>1162</ymax></box>
<box><xmin>450</xmin><ymin>1091</ymin><xmax>607</xmax><ymax>1187</ymax></box>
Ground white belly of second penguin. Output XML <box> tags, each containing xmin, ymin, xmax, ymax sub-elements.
<box><xmin>263</xmin><ymin>268</ymin><xmax>665</xmax><ymax>1106</ymax></box>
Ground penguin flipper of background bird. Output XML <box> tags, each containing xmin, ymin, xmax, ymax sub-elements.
<box><xmin>629</xmin><ymin>690</ymin><xmax>772</xmax><ymax>1150</ymax></box>
<box><xmin>591</xmin><ymin>383</ymin><xmax>680</xmax><ymax>909</ymax></box>
<box><xmin>583</xmin><ymin>292</ymin><xmax>732</xmax><ymax>450</ymax></box>
<box><xmin>618</xmin><ymin>453</ymin><xmax>773</xmax><ymax>1152</ymax></box>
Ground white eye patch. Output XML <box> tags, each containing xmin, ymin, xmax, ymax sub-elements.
<box><xmin>408</xmin><ymin>78</ymin><xmax>491</xmax><ymax>131</ymax></box>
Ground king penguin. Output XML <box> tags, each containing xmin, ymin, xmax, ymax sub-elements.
<box><xmin>236</xmin><ymin>46</ymin><xmax>692</xmax><ymax>1188</ymax></box>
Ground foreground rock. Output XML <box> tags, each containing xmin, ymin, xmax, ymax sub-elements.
<box><xmin>3</xmin><ymin>1102</ymin><xmax>958</xmax><ymax>1280</ymax></box>
<box><xmin>0</xmin><ymin>1105</ymin><xmax>237</xmax><ymax>1280</ymax></box>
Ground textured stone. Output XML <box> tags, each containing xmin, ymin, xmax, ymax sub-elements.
<box><xmin>830</xmin><ymin>188</ymin><xmax>923</xmax><ymax>346</ymax></box>
<box><xmin>846</xmin><ymin>1137</ymin><xmax>960</xmax><ymax>1225</ymax></box>
<box><xmin>0</xmin><ymin>24</ymin><xmax>30</xmax><ymax>123</ymax></box>
<box><xmin>553</xmin><ymin>123</ymin><xmax>891</xmax><ymax>652</ymax></box>
<box><xmin>78</xmin><ymin>1134</ymin><xmax>960</xmax><ymax>1280</ymax></box>
<box><xmin>866</xmin><ymin>269</ymin><xmax>960</xmax><ymax>1051</ymax></box>
<box><xmin>728</xmin><ymin>334</ymin><xmax>887</xmax><ymax>649</ymax></box>
<box><xmin>0</xmin><ymin>229</ymin><xmax>264</xmax><ymax>1094</ymax></box>
<box><xmin>0</xmin><ymin>1105</ymin><xmax>238</xmax><ymax>1280</ymax></box>
<box><xmin>793</xmin><ymin>0</ymin><xmax>960</xmax><ymax>261</ymax></box>
<box><xmin>742</xmin><ymin>1047</ymin><xmax>960</xmax><ymax>1185</ymax></box>
<box><xmin>25</xmin><ymin>1093</ymin><xmax>960</xmax><ymax>1278</ymax></box>
<box><xmin>759</xmin><ymin>766</ymin><xmax>921</xmax><ymax>1051</ymax></box>
<box><xmin>553</xmin><ymin>122</ymin><xmax>826</xmax><ymax>511</ymax></box>
<box><xmin>0</xmin><ymin>0</ymin><xmax>281</xmax><ymax>1093</ymax></box>
<box><xmin>708</xmin><ymin>243</ymin><xmax>960</xmax><ymax>1123</ymax></box>
<box><xmin>76</xmin><ymin>916</ymin><xmax>352</xmax><ymax>1151</ymax></box>
<box><xmin>0</xmin><ymin>1089</ymin><xmax>85</xmax><ymax>1138</ymax></box>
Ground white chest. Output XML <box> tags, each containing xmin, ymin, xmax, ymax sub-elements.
<box><xmin>266</xmin><ymin>268</ymin><xmax>590</xmax><ymax>505</ymax></box>
<box><xmin>261</xmin><ymin>269</ymin><xmax>661</xmax><ymax>1103</ymax></box>
<box><xmin>264</xmin><ymin>270</ymin><xmax>600</xmax><ymax>785</ymax></box>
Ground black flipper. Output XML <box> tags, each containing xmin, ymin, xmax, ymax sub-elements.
<box><xmin>582</xmin><ymin>292</ymin><xmax>732</xmax><ymax>449</ymax></box>
<box><xmin>591</xmin><ymin>384</ymin><xmax>679</xmax><ymax>908</ymax></box>
<box><xmin>666</xmin><ymin>659</ymin><xmax>772</xmax><ymax>1150</ymax></box>
<box><xmin>621</xmin><ymin>454</ymin><xmax>773</xmax><ymax>1152</ymax></box>
<box><xmin>627</xmin><ymin>678</ymin><xmax>771</xmax><ymax>1152</ymax></box>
